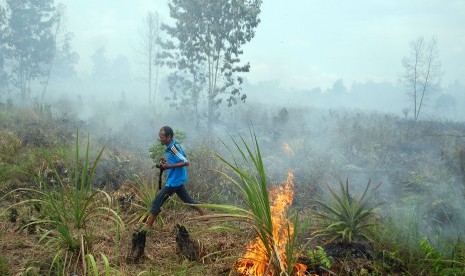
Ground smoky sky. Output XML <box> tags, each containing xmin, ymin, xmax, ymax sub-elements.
<box><xmin>60</xmin><ymin>0</ymin><xmax>465</xmax><ymax>91</ymax></box>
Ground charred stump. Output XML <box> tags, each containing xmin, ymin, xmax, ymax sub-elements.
<box><xmin>175</xmin><ymin>224</ymin><xmax>199</xmax><ymax>261</ymax></box>
<box><xmin>129</xmin><ymin>230</ymin><xmax>146</xmax><ymax>263</ymax></box>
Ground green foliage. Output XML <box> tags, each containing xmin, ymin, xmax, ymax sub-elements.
<box><xmin>4</xmin><ymin>0</ymin><xmax>58</xmax><ymax>99</ymax></box>
<box><xmin>420</xmin><ymin>238</ymin><xmax>465</xmax><ymax>275</ymax></box>
<box><xmin>187</xmin><ymin>143</ymin><xmax>239</xmax><ymax>203</ymax></box>
<box><xmin>127</xmin><ymin>175</ymin><xmax>159</xmax><ymax>224</ymax></box>
<box><xmin>86</xmin><ymin>253</ymin><xmax>115</xmax><ymax>276</ymax></box>
<box><xmin>32</xmin><ymin>99</ymin><xmax>53</xmax><ymax>121</ymax></box>
<box><xmin>149</xmin><ymin>129</ymin><xmax>186</xmax><ymax>163</ymax></box>
<box><xmin>313</xmin><ymin>178</ymin><xmax>382</xmax><ymax>243</ymax></box>
<box><xmin>375</xmin><ymin>249</ymin><xmax>406</xmax><ymax>274</ymax></box>
<box><xmin>371</xmin><ymin>204</ymin><xmax>427</xmax><ymax>274</ymax></box>
<box><xmin>0</xmin><ymin>128</ymin><xmax>69</xmax><ymax>194</ymax></box>
<box><xmin>0</xmin><ymin>132</ymin><xmax>124</xmax><ymax>272</ymax></box>
<box><xmin>47</xmin><ymin>251</ymin><xmax>116</xmax><ymax>276</ymax></box>
<box><xmin>161</xmin><ymin>0</ymin><xmax>262</xmax><ymax>130</ymax></box>
<box><xmin>306</xmin><ymin>246</ymin><xmax>333</xmax><ymax>271</ymax></box>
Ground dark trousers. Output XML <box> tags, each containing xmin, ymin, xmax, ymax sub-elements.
<box><xmin>150</xmin><ymin>185</ymin><xmax>198</xmax><ymax>216</ymax></box>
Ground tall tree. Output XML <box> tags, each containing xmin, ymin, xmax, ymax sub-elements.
<box><xmin>137</xmin><ymin>11</ymin><xmax>161</xmax><ymax>106</ymax></box>
<box><xmin>402</xmin><ymin>37</ymin><xmax>442</xmax><ymax>121</ymax></box>
<box><xmin>5</xmin><ymin>0</ymin><xmax>57</xmax><ymax>101</ymax></box>
<box><xmin>41</xmin><ymin>3</ymin><xmax>77</xmax><ymax>102</ymax></box>
<box><xmin>161</xmin><ymin>0</ymin><xmax>262</xmax><ymax>132</ymax></box>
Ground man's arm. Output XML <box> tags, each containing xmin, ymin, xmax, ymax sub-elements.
<box><xmin>161</xmin><ymin>161</ymin><xmax>189</xmax><ymax>169</ymax></box>
<box><xmin>165</xmin><ymin>143</ymin><xmax>189</xmax><ymax>169</ymax></box>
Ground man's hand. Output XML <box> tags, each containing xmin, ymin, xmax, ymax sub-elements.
<box><xmin>161</xmin><ymin>160</ymin><xmax>170</xmax><ymax>169</ymax></box>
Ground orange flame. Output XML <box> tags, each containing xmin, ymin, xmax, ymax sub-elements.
<box><xmin>235</xmin><ymin>171</ymin><xmax>308</xmax><ymax>275</ymax></box>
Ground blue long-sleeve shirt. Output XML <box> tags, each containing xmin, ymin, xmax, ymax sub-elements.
<box><xmin>164</xmin><ymin>140</ymin><xmax>188</xmax><ymax>187</ymax></box>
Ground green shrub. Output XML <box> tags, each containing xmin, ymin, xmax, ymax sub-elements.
<box><xmin>313</xmin><ymin>178</ymin><xmax>382</xmax><ymax>243</ymax></box>
<box><xmin>1</xmin><ymin>132</ymin><xmax>124</xmax><ymax>273</ymax></box>
<box><xmin>305</xmin><ymin>246</ymin><xmax>333</xmax><ymax>272</ymax></box>
<box><xmin>149</xmin><ymin>129</ymin><xmax>185</xmax><ymax>164</ymax></box>
<box><xmin>127</xmin><ymin>175</ymin><xmax>159</xmax><ymax>225</ymax></box>
<box><xmin>420</xmin><ymin>238</ymin><xmax>465</xmax><ymax>275</ymax></box>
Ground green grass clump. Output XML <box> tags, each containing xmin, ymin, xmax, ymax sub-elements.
<box><xmin>198</xmin><ymin>130</ymin><xmax>303</xmax><ymax>275</ymax></box>
<box><xmin>127</xmin><ymin>175</ymin><xmax>159</xmax><ymax>225</ymax></box>
<box><xmin>1</xmin><ymin>132</ymin><xmax>124</xmax><ymax>274</ymax></box>
<box><xmin>313</xmin><ymin>178</ymin><xmax>382</xmax><ymax>244</ymax></box>
<box><xmin>420</xmin><ymin>238</ymin><xmax>465</xmax><ymax>275</ymax></box>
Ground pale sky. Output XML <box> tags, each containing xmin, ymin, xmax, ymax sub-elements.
<box><xmin>61</xmin><ymin>0</ymin><xmax>465</xmax><ymax>90</ymax></box>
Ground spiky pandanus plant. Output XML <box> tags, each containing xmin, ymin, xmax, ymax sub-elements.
<box><xmin>1</xmin><ymin>132</ymin><xmax>124</xmax><ymax>275</ymax></box>
<box><xmin>313</xmin><ymin>178</ymin><xmax>382</xmax><ymax>244</ymax></box>
<box><xmin>197</xmin><ymin>130</ymin><xmax>302</xmax><ymax>275</ymax></box>
<box><xmin>127</xmin><ymin>175</ymin><xmax>159</xmax><ymax>225</ymax></box>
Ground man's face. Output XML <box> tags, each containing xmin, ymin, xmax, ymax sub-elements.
<box><xmin>159</xmin><ymin>129</ymin><xmax>169</xmax><ymax>145</ymax></box>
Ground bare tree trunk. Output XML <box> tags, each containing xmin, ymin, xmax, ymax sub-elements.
<box><xmin>413</xmin><ymin>38</ymin><xmax>422</xmax><ymax>121</ymax></box>
<box><xmin>403</xmin><ymin>37</ymin><xmax>441</xmax><ymax>122</ymax></box>
<box><xmin>138</xmin><ymin>12</ymin><xmax>160</xmax><ymax>106</ymax></box>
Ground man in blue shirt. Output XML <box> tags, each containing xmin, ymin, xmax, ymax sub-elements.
<box><xmin>143</xmin><ymin>126</ymin><xmax>205</xmax><ymax>231</ymax></box>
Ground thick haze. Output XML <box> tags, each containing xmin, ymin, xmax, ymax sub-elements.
<box><xmin>1</xmin><ymin>0</ymin><xmax>464</xmax><ymax>246</ymax></box>
<box><xmin>62</xmin><ymin>0</ymin><xmax>465</xmax><ymax>90</ymax></box>
<box><xmin>50</xmin><ymin>0</ymin><xmax>465</xmax><ymax>121</ymax></box>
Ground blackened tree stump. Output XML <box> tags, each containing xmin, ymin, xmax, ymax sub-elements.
<box><xmin>175</xmin><ymin>224</ymin><xmax>199</xmax><ymax>261</ymax></box>
<box><xmin>129</xmin><ymin>230</ymin><xmax>146</xmax><ymax>263</ymax></box>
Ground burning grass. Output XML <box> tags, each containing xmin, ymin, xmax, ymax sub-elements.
<box><xmin>234</xmin><ymin>172</ymin><xmax>308</xmax><ymax>276</ymax></box>
<box><xmin>2</xmin><ymin>103</ymin><xmax>465</xmax><ymax>275</ymax></box>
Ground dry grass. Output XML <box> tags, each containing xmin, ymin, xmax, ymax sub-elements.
<box><xmin>2</xmin><ymin>103</ymin><xmax>465</xmax><ymax>275</ymax></box>
<box><xmin>0</xmin><ymin>191</ymin><xmax>253</xmax><ymax>275</ymax></box>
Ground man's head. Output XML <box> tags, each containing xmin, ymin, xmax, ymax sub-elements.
<box><xmin>159</xmin><ymin>126</ymin><xmax>173</xmax><ymax>145</ymax></box>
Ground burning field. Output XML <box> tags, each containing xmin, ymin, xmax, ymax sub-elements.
<box><xmin>1</xmin><ymin>104</ymin><xmax>465</xmax><ymax>275</ymax></box>
<box><xmin>234</xmin><ymin>171</ymin><xmax>309</xmax><ymax>276</ymax></box>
